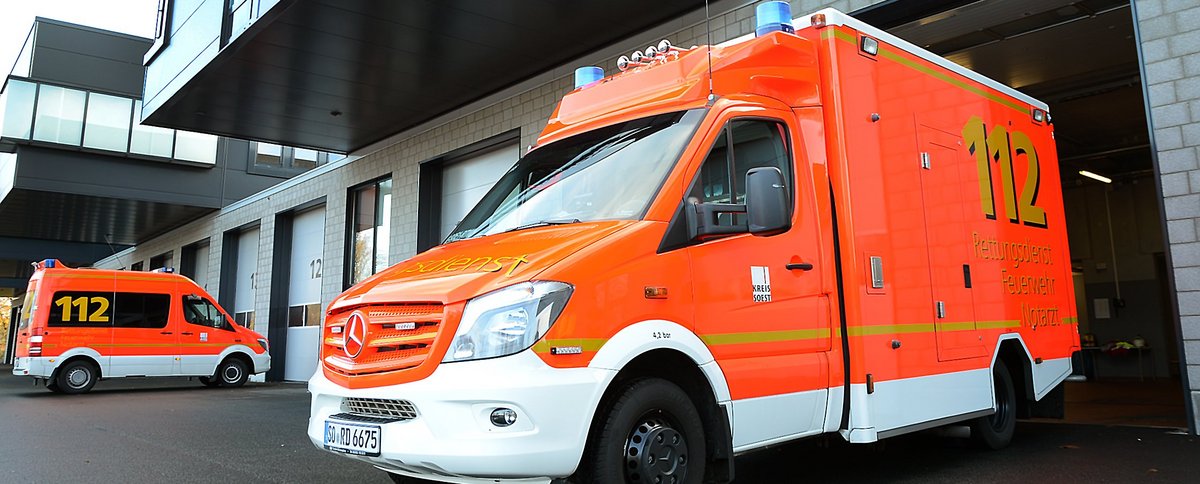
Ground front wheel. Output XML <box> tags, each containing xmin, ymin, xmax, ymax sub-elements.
<box><xmin>216</xmin><ymin>358</ymin><xmax>249</xmax><ymax>387</ymax></box>
<box><xmin>198</xmin><ymin>376</ymin><xmax>221</xmax><ymax>387</ymax></box>
<box><xmin>970</xmin><ymin>363</ymin><xmax>1017</xmax><ymax>449</ymax></box>
<box><xmin>581</xmin><ymin>378</ymin><xmax>706</xmax><ymax>484</ymax></box>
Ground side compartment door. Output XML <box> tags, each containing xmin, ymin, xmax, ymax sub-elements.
<box><xmin>685</xmin><ymin>111</ymin><xmax>830</xmax><ymax>448</ymax></box>
<box><xmin>918</xmin><ymin>125</ymin><xmax>985</xmax><ymax>360</ymax></box>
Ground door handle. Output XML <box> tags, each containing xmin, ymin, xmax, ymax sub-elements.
<box><xmin>180</xmin><ymin>332</ymin><xmax>194</xmax><ymax>336</ymax></box>
<box><xmin>786</xmin><ymin>263</ymin><xmax>814</xmax><ymax>271</ymax></box>
<box><xmin>160</xmin><ymin>331</ymin><xmax>173</xmax><ymax>335</ymax></box>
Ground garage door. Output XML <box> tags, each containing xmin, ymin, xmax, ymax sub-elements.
<box><xmin>284</xmin><ymin>207</ymin><xmax>325</xmax><ymax>381</ymax></box>
<box><xmin>193</xmin><ymin>244</ymin><xmax>211</xmax><ymax>294</ymax></box>
<box><xmin>440</xmin><ymin>142</ymin><xmax>520</xmax><ymax>240</ymax></box>
<box><xmin>233</xmin><ymin>227</ymin><xmax>262</xmax><ymax>382</ymax></box>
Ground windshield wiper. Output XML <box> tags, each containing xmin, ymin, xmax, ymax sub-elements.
<box><xmin>501</xmin><ymin>218</ymin><xmax>582</xmax><ymax>234</ymax></box>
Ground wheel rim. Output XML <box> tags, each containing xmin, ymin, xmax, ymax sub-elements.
<box><xmin>66</xmin><ymin>366</ymin><xmax>91</xmax><ymax>388</ymax></box>
<box><xmin>222</xmin><ymin>364</ymin><xmax>242</xmax><ymax>383</ymax></box>
<box><xmin>624</xmin><ymin>413</ymin><xmax>689</xmax><ymax>484</ymax></box>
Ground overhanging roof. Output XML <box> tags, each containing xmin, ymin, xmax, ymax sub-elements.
<box><xmin>144</xmin><ymin>0</ymin><xmax>705</xmax><ymax>154</ymax></box>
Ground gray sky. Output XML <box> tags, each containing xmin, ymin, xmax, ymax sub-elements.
<box><xmin>1</xmin><ymin>0</ymin><xmax>159</xmax><ymax>78</ymax></box>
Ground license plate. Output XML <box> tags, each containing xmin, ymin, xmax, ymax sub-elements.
<box><xmin>324</xmin><ymin>420</ymin><xmax>381</xmax><ymax>457</ymax></box>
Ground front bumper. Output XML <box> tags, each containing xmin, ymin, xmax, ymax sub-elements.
<box><xmin>252</xmin><ymin>352</ymin><xmax>271</xmax><ymax>374</ymax></box>
<box><xmin>308</xmin><ymin>350</ymin><xmax>614</xmax><ymax>482</ymax></box>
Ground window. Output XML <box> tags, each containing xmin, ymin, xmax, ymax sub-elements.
<box><xmin>448</xmin><ymin>110</ymin><xmax>704</xmax><ymax>242</ymax></box>
<box><xmin>48</xmin><ymin>292</ymin><xmax>170</xmax><ymax>329</ymax></box>
<box><xmin>48</xmin><ymin>291</ymin><xmax>113</xmax><ymax>328</ymax></box>
<box><xmin>348</xmin><ymin>178</ymin><xmax>392</xmax><ymax>285</ymax></box>
<box><xmin>293</xmin><ymin>147</ymin><xmax>319</xmax><ymax>170</ymax></box>
<box><xmin>287</xmin><ymin>303</ymin><xmax>322</xmax><ymax>327</ymax></box>
<box><xmin>83</xmin><ymin>93</ymin><xmax>133</xmax><ymax>152</ymax></box>
<box><xmin>174</xmin><ymin>131</ymin><xmax>218</xmax><ymax>163</ymax></box>
<box><xmin>130</xmin><ymin>100</ymin><xmax>174</xmax><ymax>158</ymax></box>
<box><xmin>131</xmin><ymin>261</ymin><xmax>144</xmax><ymax>271</ymax></box>
<box><xmin>17</xmin><ymin>289</ymin><xmax>37</xmax><ymax>329</ymax></box>
<box><xmin>253</xmin><ymin>143</ymin><xmax>336</xmax><ymax>170</ymax></box>
<box><xmin>688</xmin><ymin>119</ymin><xmax>792</xmax><ymax>226</ymax></box>
<box><xmin>183</xmin><ymin>296</ymin><xmax>232</xmax><ymax>331</ymax></box>
<box><xmin>113</xmin><ymin>293</ymin><xmax>171</xmax><ymax>329</ymax></box>
<box><xmin>1</xmin><ymin>79</ymin><xmax>37</xmax><ymax>140</ymax></box>
<box><xmin>226</xmin><ymin>0</ymin><xmax>253</xmax><ymax>43</ymax></box>
<box><xmin>32</xmin><ymin>84</ymin><xmax>85</xmax><ymax>145</ymax></box>
<box><xmin>150</xmin><ymin>251</ymin><xmax>174</xmax><ymax>270</ymax></box>
<box><xmin>256</xmin><ymin>142</ymin><xmax>282</xmax><ymax>166</ymax></box>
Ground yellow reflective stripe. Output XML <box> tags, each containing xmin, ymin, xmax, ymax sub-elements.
<box><xmin>1062</xmin><ymin>317</ymin><xmax>1079</xmax><ymax>325</ymax></box>
<box><xmin>848</xmin><ymin>324</ymin><xmax>935</xmax><ymax>336</ymax></box>
<box><xmin>823</xmin><ymin>28</ymin><xmax>1029</xmax><ymax>115</ymax></box>
<box><xmin>936</xmin><ymin>321</ymin><xmax>976</xmax><ymax>332</ymax></box>
<box><xmin>531</xmin><ymin>338</ymin><xmax>608</xmax><ymax>353</ymax></box>
<box><xmin>976</xmin><ymin>320</ymin><xmax>1022</xmax><ymax>330</ymax></box>
<box><xmin>700</xmin><ymin>328</ymin><xmax>831</xmax><ymax>346</ymax></box>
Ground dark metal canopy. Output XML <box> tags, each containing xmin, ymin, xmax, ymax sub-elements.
<box><xmin>144</xmin><ymin>0</ymin><xmax>705</xmax><ymax>154</ymax></box>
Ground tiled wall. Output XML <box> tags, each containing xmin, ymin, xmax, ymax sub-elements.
<box><xmin>1134</xmin><ymin>0</ymin><xmax>1200</xmax><ymax>430</ymax></box>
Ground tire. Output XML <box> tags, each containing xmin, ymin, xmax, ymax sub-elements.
<box><xmin>46</xmin><ymin>380</ymin><xmax>63</xmax><ymax>393</ymax></box>
<box><xmin>198</xmin><ymin>376</ymin><xmax>221</xmax><ymax>388</ymax></box>
<box><xmin>580</xmin><ymin>378</ymin><xmax>706</xmax><ymax>484</ymax></box>
<box><xmin>55</xmin><ymin>360</ymin><xmax>98</xmax><ymax>394</ymax></box>
<box><xmin>970</xmin><ymin>363</ymin><xmax>1017</xmax><ymax>450</ymax></box>
<box><xmin>216</xmin><ymin>358</ymin><xmax>249</xmax><ymax>387</ymax></box>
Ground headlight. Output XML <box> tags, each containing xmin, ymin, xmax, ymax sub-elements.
<box><xmin>443</xmin><ymin>281</ymin><xmax>573</xmax><ymax>363</ymax></box>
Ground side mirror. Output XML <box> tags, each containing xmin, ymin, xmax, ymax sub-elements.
<box><xmin>745</xmin><ymin>167</ymin><xmax>791</xmax><ymax>236</ymax></box>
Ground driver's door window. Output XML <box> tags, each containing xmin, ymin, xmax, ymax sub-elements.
<box><xmin>183</xmin><ymin>296</ymin><xmax>230</xmax><ymax>330</ymax></box>
<box><xmin>689</xmin><ymin>119</ymin><xmax>792</xmax><ymax>226</ymax></box>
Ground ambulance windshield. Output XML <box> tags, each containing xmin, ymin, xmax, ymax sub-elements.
<box><xmin>447</xmin><ymin>109</ymin><xmax>705</xmax><ymax>243</ymax></box>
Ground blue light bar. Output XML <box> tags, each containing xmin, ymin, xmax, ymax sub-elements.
<box><xmin>574</xmin><ymin>66</ymin><xmax>604</xmax><ymax>89</ymax></box>
<box><xmin>755</xmin><ymin>1</ymin><xmax>795</xmax><ymax>37</ymax></box>
<box><xmin>44</xmin><ymin>259</ymin><xmax>55</xmax><ymax>268</ymax></box>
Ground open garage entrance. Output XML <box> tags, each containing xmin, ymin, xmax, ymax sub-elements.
<box><xmin>866</xmin><ymin>0</ymin><xmax>1185</xmax><ymax>427</ymax></box>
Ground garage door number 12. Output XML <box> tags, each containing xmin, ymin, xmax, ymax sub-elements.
<box><xmin>54</xmin><ymin>296</ymin><xmax>110</xmax><ymax>323</ymax></box>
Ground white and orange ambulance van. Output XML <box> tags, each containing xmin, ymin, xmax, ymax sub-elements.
<box><xmin>12</xmin><ymin>259</ymin><xmax>270</xmax><ymax>393</ymax></box>
<box><xmin>308</xmin><ymin>4</ymin><xmax>1079</xmax><ymax>483</ymax></box>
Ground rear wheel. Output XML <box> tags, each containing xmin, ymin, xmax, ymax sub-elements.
<box><xmin>45</xmin><ymin>380</ymin><xmax>62</xmax><ymax>393</ymax></box>
<box><xmin>970</xmin><ymin>363</ymin><xmax>1017</xmax><ymax>449</ymax></box>
<box><xmin>581</xmin><ymin>378</ymin><xmax>706</xmax><ymax>484</ymax></box>
<box><xmin>198</xmin><ymin>376</ymin><xmax>220</xmax><ymax>388</ymax></box>
<box><xmin>216</xmin><ymin>358</ymin><xmax>249</xmax><ymax>387</ymax></box>
<box><xmin>55</xmin><ymin>360</ymin><xmax>98</xmax><ymax>394</ymax></box>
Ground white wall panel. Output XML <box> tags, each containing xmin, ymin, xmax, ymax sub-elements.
<box><xmin>234</xmin><ymin>227</ymin><xmax>259</xmax><ymax>314</ymax></box>
<box><xmin>289</xmin><ymin>208</ymin><xmax>325</xmax><ymax>306</ymax></box>
<box><xmin>439</xmin><ymin>143</ymin><xmax>519</xmax><ymax>239</ymax></box>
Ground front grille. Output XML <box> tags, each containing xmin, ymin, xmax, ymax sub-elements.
<box><xmin>341</xmin><ymin>397</ymin><xmax>419</xmax><ymax>420</ymax></box>
<box><xmin>323</xmin><ymin>303</ymin><xmax>444</xmax><ymax>376</ymax></box>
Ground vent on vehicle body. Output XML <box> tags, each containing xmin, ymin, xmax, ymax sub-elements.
<box><xmin>341</xmin><ymin>397</ymin><xmax>419</xmax><ymax>420</ymax></box>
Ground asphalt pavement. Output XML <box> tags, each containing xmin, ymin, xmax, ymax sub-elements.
<box><xmin>2</xmin><ymin>366</ymin><xmax>1198</xmax><ymax>483</ymax></box>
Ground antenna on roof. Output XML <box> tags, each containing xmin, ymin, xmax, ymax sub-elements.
<box><xmin>103</xmin><ymin>233</ymin><xmax>128</xmax><ymax>270</ymax></box>
<box><xmin>705</xmin><ymin>0</ymin><xmax>715</xmax><ymax>104</ymax></box>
